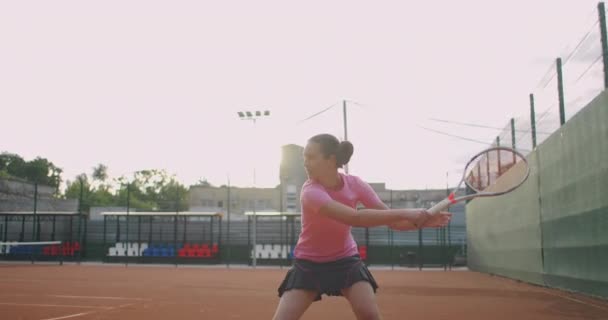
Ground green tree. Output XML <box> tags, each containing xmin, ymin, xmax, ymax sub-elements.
<box><xmin>115</xmin><ymin>170</ymin><xmax>188</xmax><ymax>211</ymax></box>
<box><xmin>92</xmin><ymin>164</ymin><xmax>108</xmax><ymax>184</ymax></box>
<box><xmin>27</xmin><ymin>157</ymin><xmax>63</xmax><ymax>190</ymax></box>
<box><xmin>195</xmin><ymin>178</ymin><xmax>213</xmax><ymax>187</ymax></box>
<box><xmin>0</xmin><ymin>153</ymin><xmax>62</xmax><ymax>191</ymax></box>
<box><xmin>156</xmin><ymin>179</ymin><xmax>189</xmax><ymax>211</ymax></box>
<box><xmin>65</xmin><ymin>173</ymin><xmax>117</xmax><ymax>212</ymax></box>
<box><xmin>64</xmin><ymin>167</ymin><xmax>190</xmax><ymax>212</ymax></box>
<box><xmin>0</xmin><ymin>153</ymin><xmax>27</xmax><ymax>180</ymax></box>
<box><xmin>64</xmin><ymin>174</ymin><xmax>92</xmax><ymax>210</ymax></box>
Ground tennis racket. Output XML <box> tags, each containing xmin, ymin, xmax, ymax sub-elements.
<box><xmin>427</xmin><ymin>146</ymin><xmax>530</xmax><ymax>214</ymax></box>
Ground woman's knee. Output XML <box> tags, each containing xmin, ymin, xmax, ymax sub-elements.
<box><xmin>272</xmin><ymin>289</ymin><xmax>317</xmax><ymax>320</ymax></box>
<box><xmin>352</xmin><ymin>304</ymin><xmax>382</xmax><ymax>320</ymax></box>
<box><xmin>343</xmin><ymin>282</ymin><xmax>382</xmax><ymax>320</ymax></box>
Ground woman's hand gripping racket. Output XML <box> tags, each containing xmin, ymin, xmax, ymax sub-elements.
<box><xmin>427</xmin><ymin>146</ymin><xmax>531</xmax><ymax>215</ymax></box>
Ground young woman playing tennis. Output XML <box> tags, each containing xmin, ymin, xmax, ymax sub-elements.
<box><xmin>273</xmin><ymin>133</ymin><xmax>452</xmax><ymax>320</ymax></box>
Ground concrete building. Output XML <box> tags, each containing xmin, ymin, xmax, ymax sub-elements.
<box><xmin>189</xmin><ymin>144</ymin><xmax>462</xmax><ymax>221</ymax></box>
<box><xmin>366</xmin><ymin>183</ymin><xmax>451</xmax><ymax>209</ymax></box>
<box><xmin>189</xmin><ymin>185</ymin><xmax>280</xmax><ymax>220</ymax></box>
<box><xmin>279</xmin><ymin>144</ymin><xmax>307</xmax><ymax>212</ymax></box>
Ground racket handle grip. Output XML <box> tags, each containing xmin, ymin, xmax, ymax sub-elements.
<box><xmin>427</xmin><ymin>197</ymin><xmax>453</xmax><ymax>215</ymax></box>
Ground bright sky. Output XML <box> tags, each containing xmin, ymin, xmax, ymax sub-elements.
<box><xmin>1</xmin><ymin>0</ymin><xmax>602</xmax><ymax>190</ymax></box>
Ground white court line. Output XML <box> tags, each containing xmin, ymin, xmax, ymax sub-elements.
<box><xmin>40</xmin><ymin>312</ymin><xmax>93</xmax><ymax>320</ymax></box>
<box><xmin>543</xmin><ymin>290</ymin><xmax>608</xmax><ymax>311</ymax></box>
<box><xmin>49</xmin><ymin>295</ymin><xmax>149</xmax><ymax>301</ymax></box>
<box><xmin>35</xmin><ymin>301</ymin><xmax>137</xmax><ymax>320</ymax></box>
<box><xmin>0</xmin><ymin>302</ymin><xmax>111</xmax><ymax>309</ymax></box>
<box><xmin>0</xmin><ymin>293</ymin><xmax>148</xmax><ymax>301</ymax></box>
<box><xmin>496</xmin><ymin>278</ymin><xmax>608</xmax><ymax>310</ymax></box>
<box><xmin>0</xmin><ymin>278</ymin><xmax>48</xmax><ymax>282</ymax></box>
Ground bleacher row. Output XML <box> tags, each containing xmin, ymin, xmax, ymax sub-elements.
<box><xmin>250</xmin><ymin>244</ymin><xmax>368</xmax><ymax>260</ymax></box>
<box><xmin>108</xmin><ymin>242</ymin><xmax>219</xmax><ymax>258</ymax></box>
<box><xmin>0</xmin><ymin>242</ymin><xmax>81</xmax><ymax>257</ymax></box>
<box><xmin>250</xmin><ymin>244</ymin><xmax>292</xmax><ymax>259</ymax></box>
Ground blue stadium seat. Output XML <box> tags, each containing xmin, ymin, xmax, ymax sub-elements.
<box><xmin>151</xmin><ymin>247</ymin><xmax>160</xmax><ymax>257</ymax></box>
<box><xmin>140</xmin><ymin>244</ymin><xmax>177</xmax><ymax>257</ymax></box>
<box><xmin>11</xmin><ymin>245</ymin><xmax>31</xmax><ymax>255</ymax></box>
<box><xmin>143</xmin><ymin>247</ymin><xmax>152</xmax><ymax>256</ymax></box>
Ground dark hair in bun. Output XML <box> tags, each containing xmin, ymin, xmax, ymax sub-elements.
<box><xmin>308</xmin><ymin>134</ymin><xmax>354</xmax><ymax>168</ymax></box>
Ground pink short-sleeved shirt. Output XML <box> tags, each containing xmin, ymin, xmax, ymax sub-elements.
<box><xmin>293</xmin><ymin>173</ymin><xmax>384</xmax><ymax>262</ymax></box>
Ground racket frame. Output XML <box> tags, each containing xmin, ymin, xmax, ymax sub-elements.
<box><xmin>428</xmin><ymin>146</ymin><xmax>530</xmax><ymax>214</ymax></box>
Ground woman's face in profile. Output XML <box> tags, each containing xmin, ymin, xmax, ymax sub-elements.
<box><xmin>303</xmin><ymin>142</ymin><xmax>336</xmax><ymax>179</ymax></box>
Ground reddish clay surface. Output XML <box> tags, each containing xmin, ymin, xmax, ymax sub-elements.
<box><xmin>0</xmin><ymin>264</ymin><xmax>606</xmax><ymax>320</ymax></box>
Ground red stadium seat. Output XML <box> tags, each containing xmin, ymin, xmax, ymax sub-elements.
<box><xmin>358</xmin><ymin>246</ymin><xmax>368</xmax><ymax>260</ymax></box>
<box><xmin>186</xmin><ymin>249</ymin><xmax>195</xmax><ymax>257</ymax></box>
<box><xmin>63</xmin><ymin>242</ymin><xmax>75</xmax><ymax>256</ymax></box>
<box><xmin>211</xmin><ymin>244</ymin><xmax>219</xmax><ymax>254</ymax></box>
<box><xmin>178</xmin><ymin>249</ymin><xmax>187</xmax><ymax>257</ymax></box>
<box><xmin>51</xmin><ymin>245</ymin><xmax>60</xmax><ymax>256</ymax></box>
<box><xmin>62</xmin><ymin>243</ymin><xmax>72</xmax><ymax>256</ymax></box>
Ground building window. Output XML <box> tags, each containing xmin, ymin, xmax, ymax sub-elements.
<box><xmin>255</xmin><ymin>199</ymin><xmax>270</xmax><ymax>209</ymax></box>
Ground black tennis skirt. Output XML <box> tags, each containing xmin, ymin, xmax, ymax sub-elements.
<box><xmin>277</xmin><ymin>254</ymin><xmax>379</xmax><ymax>301</ymax></box>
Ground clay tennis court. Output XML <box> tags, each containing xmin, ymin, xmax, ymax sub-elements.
<box><xmin>1</xmin><ymin>263</ymin><xmax>606</xmax><ymax>320</ymax></box>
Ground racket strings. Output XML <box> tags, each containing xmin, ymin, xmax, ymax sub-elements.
<box><xmin>465</xmin><ymin>149</ymin><xmax>527</xmax><ymax>193</ymax></box>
